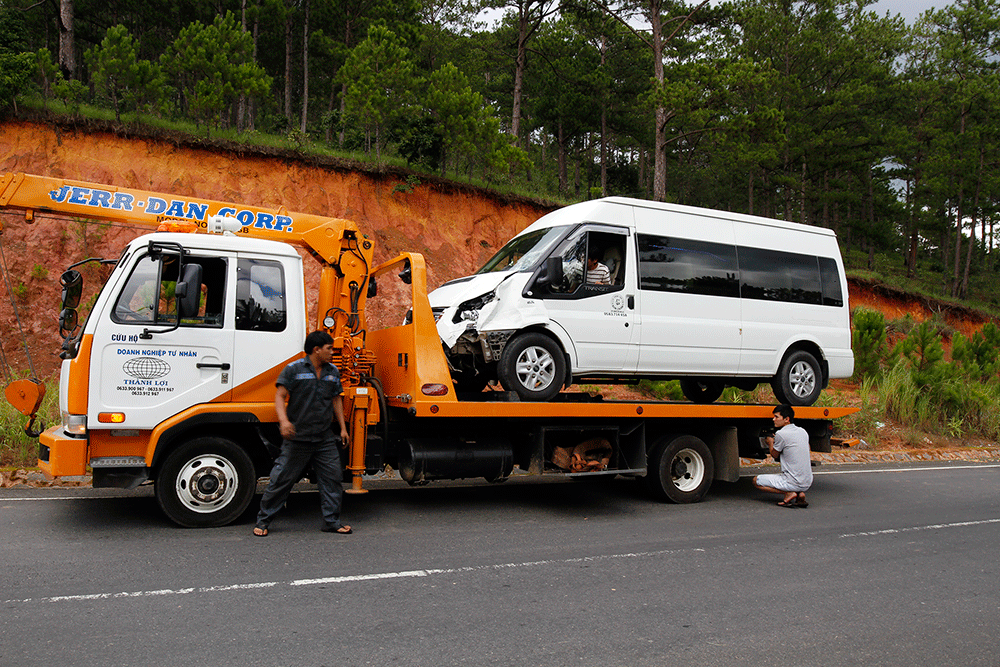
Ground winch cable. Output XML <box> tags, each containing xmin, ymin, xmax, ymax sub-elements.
<box><xmin>0</xmin><ymin>227</ymin><xmax>39</xmax><ymax>381</ymax></box>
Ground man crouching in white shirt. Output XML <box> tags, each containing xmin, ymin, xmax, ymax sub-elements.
<box><xmin>753</xmin><ymin>404</ymin><xmax>813</xmax><ymax>508</ymax></box>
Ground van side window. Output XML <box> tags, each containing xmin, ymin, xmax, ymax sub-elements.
<box><xmin>236</xmin><ymin>258</ymin><xmax>286</xmax><ymax>332</ymax></box>
<box><xmin>112</xmin><ymin>253</ymin><xmax>226</xmax><ymax>327</ymax></box>
<box><xmin>546</xmin><ymin>229</ymin><xmax>627</xmax><ymax>296</ymax></box>
<box><xmin>638</xmin><ymin>234</ymin><xmax>738</xmax><ymax>298</ymax></box>
<box><xmin>818</xmin><ymin>257</ymin><xmax>844</xmax><ymax>307</ymax></box>
<box><xmin>739</xmin><ymin>247</ymin><xmax>822</xmax><ymax>304</ymax></box>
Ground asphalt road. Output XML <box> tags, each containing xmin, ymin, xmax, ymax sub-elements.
<box><xmin>2</xmin><ymin>462</ymin><xmax>999</xmax><ymax>667</ymax></box>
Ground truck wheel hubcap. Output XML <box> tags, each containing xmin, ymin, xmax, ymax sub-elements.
<box><xmin>670</xmin><ymin>448</ymin><xmax>704</xmax><ymax>492</ymax></box>
<box><xmin>175</xmin><ymin>455</ymin><xmax>240</xmax><ymax>512</ymax></box>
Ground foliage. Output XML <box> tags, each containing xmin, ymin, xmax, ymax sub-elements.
<box><xmin>85</xmin><ymin>26</ymin><xmax>167</xmax><ymax>122</ymax></box>
<box><xmin>161</xmin><ymin>12</ymin><xmax>271</xmax><ymax>136</ymax></box>
<box><xmin>851</xmin><ymin>308</ymin><xmax>887</xmax><ymax>380</ymax></box>
<box><xmin>339</xmin><ymin>24</ymin><xmax>419</xmax><ymax>160</ymax></box>
<box><xmin>0</xmin><ymin>51</ymin><xmax>33</xmax><ymax>111</ymax></box>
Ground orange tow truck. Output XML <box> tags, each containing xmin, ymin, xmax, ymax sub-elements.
<box><xmin>0</xmin><ymin>172</ymin><xmax>856</xmax><ymax>526</ymax></box>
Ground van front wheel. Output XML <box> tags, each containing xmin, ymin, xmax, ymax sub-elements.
<box><xmin>771</xmin><ymin>350</ymin><xmax>822</xmax><ymax>406</ymax></box>
<box><xmin>498</xmin><ymin>333</ymin><xmax>565</xmax><ymax>401</ymax></box>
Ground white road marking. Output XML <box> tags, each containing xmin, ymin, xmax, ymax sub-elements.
<box><xmin>840</xmin><ymin>517</ymin><xmax>1000</xmax><ymax>538</ymax></box>
<box><xmin>4</xmin><ymin>548</ymin><xmax>703</xmax><ymax>605</ymax></box>
<box><xmin>815</xmin><ymin>464</ymin><xmax>1000</xmax><ymax>475</ymax></box>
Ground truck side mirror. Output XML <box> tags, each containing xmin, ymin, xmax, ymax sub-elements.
<box><xmin>60</xmin><ymin>270</ymin><xmax>83</xmax><ymax>309</ymax></box>
<box><xmin>176</xmin><ymin>263</ymin><xmax>203</xmax><ymax>319</ymax></box>
<box><xmin>59</xmin><ymin>308</ymin><xmax>78</xmax><ymax>333</ymax></box>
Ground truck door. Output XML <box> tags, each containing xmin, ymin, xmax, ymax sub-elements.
<box><xmin>90</xmin><ymin>245</ymin><xmax>236</xmax><ymax>430</ymax></box>
<box><xmin>539</xmin><ymin>226</ymin><xmax>638</xmax><ymax>372</ymax></box>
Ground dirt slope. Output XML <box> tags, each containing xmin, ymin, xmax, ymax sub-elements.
<box><xmin>0</xmin><ymin>120</ymin><xmax>996</xmax><ymax>382</ymax></box>
<box><xmin>0</xmin><ymin>121</ymin><xmax>552</xmax><ymax>377</ymax></box>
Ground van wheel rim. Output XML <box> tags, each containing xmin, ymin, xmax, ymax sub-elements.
<box><xmin>515</xmin><ymin>345</ymin><xmax>556</xmax><ymax>391</ymax></box>
<box><xmin>789</xmin><ymin>361</ymin><xmax>816</xmax><ymax>398</ymax></box>
<box><xmin>174</xmin><ymin>455</ymin><xmax>240</xmax><ymax>513</ymax></box>
<box><xmin>671</xmin><ymin>448</ymin><xmax>705</xmax><ymax>492</ymax></box>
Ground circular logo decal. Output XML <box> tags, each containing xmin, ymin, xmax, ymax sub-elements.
<box><xmin>611</xmin><ymin>295</ymin><xmax>625</xmax><ymax>311</ymax></box>
<box><xmin>123</xmin><ymin>357</ymin><xmax>171</xmax><ymax>380</ymax></box>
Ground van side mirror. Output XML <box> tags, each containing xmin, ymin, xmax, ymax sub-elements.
<box><xmin>176</xmin><ymin>263</ymin><xmax>203</xmax><ymax>319</ymax></box>
<box><xmin>542</xmin><ymin>256</ymin><xmax>563</xmax><ymax>286</ymax></box>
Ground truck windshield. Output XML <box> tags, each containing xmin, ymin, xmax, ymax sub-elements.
<box><xmin>475</xmin><ymin>227</ymin><xmax>566</xmax><ymax>274</ymax></box>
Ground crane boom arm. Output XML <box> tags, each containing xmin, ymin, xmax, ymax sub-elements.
<box><xmin>0</xmin><ymin>172</ymin><xmax>363</xmax><ymax>264</ymax></box>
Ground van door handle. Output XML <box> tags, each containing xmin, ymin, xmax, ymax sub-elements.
<box><xmin>627</xmin><ymin>295</ymin><xmax>634</xmax><ymax>309</ymax></box>
<box><xmin>197</xmin><ymin>362</ymin><xmax>231</xmax><ymax>370</ymax></box>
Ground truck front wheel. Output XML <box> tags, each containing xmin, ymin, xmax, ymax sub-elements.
<box><xmin>155</xmin><ymin>437</ymin><xmax>256</xmax><ymax>528</ymax></box>
<box><xmin>645</xmin><ymin>435</ymin><xmax>714</xmax><ymax>503</ymax></box>
<box><xmin>498</xmin><ymin>332</ymin><xmax>565</xmax><ymax>401</ymax></box>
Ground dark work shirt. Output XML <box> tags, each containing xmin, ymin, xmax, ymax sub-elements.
<box><xmin>276</xmin><ymin>357</ymin><xmax>344</xmax><ymax>442</ymax></box>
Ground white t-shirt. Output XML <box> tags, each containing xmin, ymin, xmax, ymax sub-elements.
<box><xmin>587</xmin><ymin>262</ymin><xmax>611</xmax><ymax>285</ymax></box>
<box><xmin>774</xmin><ymin>422</ymin><xmax>813</xmax><ymax>490</ymax></box>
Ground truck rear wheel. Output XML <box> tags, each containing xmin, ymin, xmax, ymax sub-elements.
<box><xmin>645</xmin><ymin>435</ymin><xmax>714</xmax><ymax>503</ymax></box>
<box><xmin>498</xmin><ymin>332</ymin><xmax>565</xmax><ymax>401</ymax></box>
<box><xmin>155</xmin><ymin>437</ymin><xmax>256</xmax><ymax>528</ymax></box>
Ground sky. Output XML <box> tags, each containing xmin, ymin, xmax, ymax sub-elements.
<box><xmin>869</xmin><ymin>0</ymin><xmax>949</xmax><ymax>23</ymax></box>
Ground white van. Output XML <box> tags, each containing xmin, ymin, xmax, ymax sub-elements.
<box><xmin>429</xmin><ymin>197</ymin><xmax>854</xmax><ymax>405</ymax></box>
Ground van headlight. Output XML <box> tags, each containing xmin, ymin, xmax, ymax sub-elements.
<box><xmin>454</xmin><ymin>291</ymin><xmax>496</xmax><ymax>324</ymax></box>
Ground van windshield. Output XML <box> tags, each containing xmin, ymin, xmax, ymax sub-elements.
<box><xmin>476</xmin><ymin>227</ymin><xmax>566</xmax><ymax>274</ymax></box>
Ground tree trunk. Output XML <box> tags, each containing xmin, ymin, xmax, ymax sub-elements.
<box><xmin>510</xmin><ymin>6</ymin><xmax>529</xmax><ymax>146</ymax></box>
<box><xmin>650</xmin><ymin>2</ymin><xmax>667</xmax><ymax>202</ymax></box>
<box><xmin>58</xmin><ymin>0</ymin><xmax>75</xmax><ymax>79</ymax></box>
<box><xmin>557</xmin><ymin>121</ymin><xmax>567</xmax><ymax>195</ymax></box>
<box><xmin>284</xmin><ymin>9</ymin><xmax>293</xmax><ymax>122</ymax></box>
<box><xmin>300</xmin><ymin>0</ymin><xmax>310</xmax><ymax>133</ymax></box>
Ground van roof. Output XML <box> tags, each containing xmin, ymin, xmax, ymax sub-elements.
<box><xmin>530</xmin><ymin>197</ymin><xmax>838</xmax><ymax>238</ymax></box>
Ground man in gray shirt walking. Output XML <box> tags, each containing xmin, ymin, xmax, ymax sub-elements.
<box><xmin>753</xmin><ymin>404</ymin><xmax>813</xmax><ymax>508</ymax></box>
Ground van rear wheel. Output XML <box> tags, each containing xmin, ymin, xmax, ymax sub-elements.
<box><xmin>771</xmin><ymin>350</ymin><xmax>822</xmax><ymax>406</ymax></box>
<box><xmin>680</xmin><ymin>379</ymin><xmax>724</xmax><ymax>404</ymax></box>
<box><xmin>498</xmin><ymin>332</ymin><xmax>565</xmax><ymax>401</ymax></box>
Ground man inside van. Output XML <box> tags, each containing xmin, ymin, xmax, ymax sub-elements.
<box><xmin>586</xmin><ymin>252</ymin><xmax>611</xmax><ymax>285</ymax></box>
<box><xmin>752</xmin><ymin>404</ymin><xmax>813</xmax><ymax>508</ymax></box>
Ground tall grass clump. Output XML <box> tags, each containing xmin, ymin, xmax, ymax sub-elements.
<box><xmin>874</xmin><ymin>320</ymin><xmax>1000</xmax><ymax>442</ymax></box>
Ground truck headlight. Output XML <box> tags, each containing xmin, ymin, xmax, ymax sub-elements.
<box><xmin>453</xmin><ymin>292</ymin><xmax>496</xmax><ymax>324</ymax></box>
<box><xmin>62</xmin><ymin>412</ymin><xmax>87</xmax><ymax>436</ymax></box>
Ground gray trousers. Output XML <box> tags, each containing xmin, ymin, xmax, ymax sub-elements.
<box><xmin>255</xmin><ymin>436</ymin><xmax>345</xmax><ymax>529</ymax></box>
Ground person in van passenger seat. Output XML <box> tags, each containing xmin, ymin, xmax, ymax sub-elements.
<box><xmin>586</xmin><ymin>252</ymin><xmax>611</xmax><ymax>285</ymax></box>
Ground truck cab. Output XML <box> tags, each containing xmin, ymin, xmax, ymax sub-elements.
<box><xmin>43</xmin><ymin>231</ymin><xmax>308</xmax><ymax>525</ymax></box>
